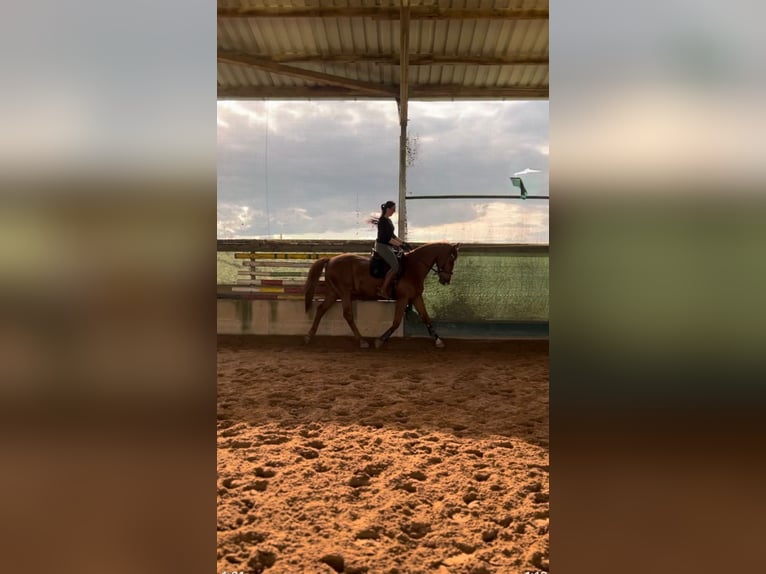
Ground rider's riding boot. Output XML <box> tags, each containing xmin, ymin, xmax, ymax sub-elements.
<box><xmin>378</xmin><ymin>269</ymin><xmax>396</xmax><ymax>299</ymax></box>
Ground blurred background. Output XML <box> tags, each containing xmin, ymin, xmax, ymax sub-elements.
<box><xmin>0</xmin><ymin>2</ymin><xmax>216</xmax><ymax>573</ymax></box>
<box><xmin>550</xmin><ymin>2</ymin><xmax>766</xmax><ymax>573</ymax></box>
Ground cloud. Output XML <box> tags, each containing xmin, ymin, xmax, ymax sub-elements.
<box><xmin>407</xmin><ymin>201</ymin><xmax>549</xmax><ymax>244</ymax></box>
<box><xmin>217</xmin><ymin>203</ymin><xmax>262</xmax><ymax>238</ymax></box>
<box><xmin>217</xmin><ymin>100</ymin><xmax>549</xmax><ymax>243</ymax></box>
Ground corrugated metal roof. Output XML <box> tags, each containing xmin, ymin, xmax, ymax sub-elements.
<box><xmin>218</xmin><ymin>0</ymin><xmax>548</xmax><ymax>100</ymax></box>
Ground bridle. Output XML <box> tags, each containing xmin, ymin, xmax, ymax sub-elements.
<box><xmin>430</xmin><ymin>261</ymin><xmax>452</xmax><ymax>279</ymax></box>
<box><xmin>408</xmin><ymin>251</ymin><xmax>453</xmax><ymax>279</ymax></box>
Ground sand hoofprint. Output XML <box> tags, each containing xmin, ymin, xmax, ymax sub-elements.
<box><xmin>218</xmin><ymin>336</ymin><xmax>549</xmax><ymax>574</ymax></box>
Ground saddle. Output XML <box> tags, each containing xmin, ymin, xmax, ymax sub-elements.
<box><xmin>369</xmin><ymin>249</ymin><xmax>405</xmax><ymax>279</ymax></box>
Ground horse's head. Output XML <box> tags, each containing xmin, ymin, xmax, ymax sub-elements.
<box><xmin>435</xmin><ymin>243</ymin><xmax>460</xmax><ymax>285</ymax></box>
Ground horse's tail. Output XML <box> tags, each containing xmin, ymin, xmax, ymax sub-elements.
<box><xmin>304</xmin><ymin>257</ymin><xmax>330</xmax><ymax>313</ymax></box>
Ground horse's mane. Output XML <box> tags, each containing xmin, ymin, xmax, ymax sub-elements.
<box><xmin>406</xmin><ymin>241</ymin><xmax>454</xmax><ymax>258</ymax></box>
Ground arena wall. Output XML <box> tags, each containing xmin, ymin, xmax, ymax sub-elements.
<box><xmin>217</xmin><ymin>298</ymin><xmax>404</xmax><ymax>338</ymax></box>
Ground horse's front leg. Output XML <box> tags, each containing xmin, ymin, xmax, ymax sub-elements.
<box><xmin>411</xmin><ymin>294</ymin><xmax>444</xmax><ymax>347</ymax></box>
<box><xmin>374</xmin><ymin>298</ymin><xmax>409</xmax><ymax>348</ymax></box>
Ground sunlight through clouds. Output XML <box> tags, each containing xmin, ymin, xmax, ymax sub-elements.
<box><xmin>408</xmin><ymin>202</ymin><xmax>549</xmax><ymax>244</ymax></box>
<box><xmin>218</xmin><ymin>101</ymin><xmax>269</xmax><ymax>127</ymax></box>
<box><xmin>217</xmin><ymin>100</ymin><xmax>548</xmax><ymax>243</ymax></box>
<box><xmin>217</xmin><ymin>203</ymin><xmax>260</xmax><ymax>238</ymax></box>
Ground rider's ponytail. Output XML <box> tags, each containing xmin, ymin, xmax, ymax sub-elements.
<box><xmin>367</xmin><ymin>200</ymin><xmax>396</xmax><ymax>225</ymax></box>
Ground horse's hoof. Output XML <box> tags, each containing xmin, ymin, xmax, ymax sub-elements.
<box><xmin>435</xmin><ymin>338</ymin><xmax>445</xmax><ymax>348</ymax></box>
<box><xmin>359</xmin><ymin>339</ymin><xmax>370</xmax><ymax>349</ymax></box>
<box><xmin>374</xmin><ymin>338</ymin><xmax>385</xmax><ymax>349</ymax></box>
<box><xmin>303</xmin><ymin>335</ymin><xmax>312</xmax><ymax>345</ymax></box>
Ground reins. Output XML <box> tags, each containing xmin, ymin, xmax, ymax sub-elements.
<box><xmin>405</xmin><ymin>248</ymin><xmax>452</xmax><ymax>278</ymax></box>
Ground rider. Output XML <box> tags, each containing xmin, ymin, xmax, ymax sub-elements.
<box><xmin>370</xmin><ymin>200</ymin><xmax>405</xmax><ymax>298</ymax></box>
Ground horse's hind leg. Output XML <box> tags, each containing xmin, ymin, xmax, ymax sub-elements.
<box><xmin>411</xmin><ymin>294</ymin><xmax>444</xmax><ymax>347</ymax></box>
<box><xmin>340</xmin><ymin>296</ymin><xmax>369</xmax><ymax>348</ymax></box>
<box><xmin>304</xmin><ymin>295</ymin><xmax>337</xmax><ymax>344</ymax></box>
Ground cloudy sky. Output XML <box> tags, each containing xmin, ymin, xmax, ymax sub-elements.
<box><xmin>217</xmin><ymin>99</ymin><xmax>548</xmax><ymax>243</ymax></box>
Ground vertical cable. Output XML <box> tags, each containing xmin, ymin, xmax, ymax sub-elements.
<box><xmin>355</xmin><ymin>188</ymin><xmax>359</xmax><ymax>238</ymax></box>
<box><xmin>264</xmin><ymin>101</ymin><xmax>271</xmax><ymax>238</ymax></box>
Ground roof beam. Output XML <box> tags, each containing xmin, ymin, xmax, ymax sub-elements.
<box><xmin>218</xmin><ymin>86</ymin><xmax>388</xmax><ymax>99</ymax></box>
<box><xmin>411</xmin><ymin>85</ymin><xmax>549</xmax><ymax>99</ymax></box>
<box><xmin>218</xmin><ymin>52</ymin><xmax>396</xmax><ymax>97</ymax></box>
<box><xmin>402</xmin><ymin>54</ymin><xmax>548</xmax><ymax>66</ymax></box>
<box><xmin>218</xmin><ymin>50</ymin><xmax>548</xmax><ymax>67</ymax></box>
<box><xmin>218</xmin><ymin>85</ymin><xmax>549</xmax><ymax>100</ymax></box>
<box><xmin>218</xmin><ymin>7</ymin><xmax>548</xmax><ymax>21</ymax></box>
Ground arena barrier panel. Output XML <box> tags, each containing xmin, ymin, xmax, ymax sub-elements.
<box><xmin>217</xmin><ymin>241</ymin><xmax>549</xmax><ymax>339</ymax></box>
<box><xmin>218</xmin><ymin>250</ymin><xmax>404</xmax><ymax>337</ymax></box>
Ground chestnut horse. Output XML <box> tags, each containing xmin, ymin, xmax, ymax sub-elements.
<box><xmin>303</xmin><ymin>242</ymin><xmax>460</xmax><ymax>348</ymax></box>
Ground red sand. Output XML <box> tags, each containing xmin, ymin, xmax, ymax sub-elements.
<box><xmin>218</xmin><ymin>336</ymin><xmax>549</xmax><ymax>573</ymax></box>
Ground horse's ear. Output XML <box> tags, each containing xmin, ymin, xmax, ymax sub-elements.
<box><xmin>454</xmin><ymin>243</ymin><xmax>461</xmax><ymax>252</ymax></box>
